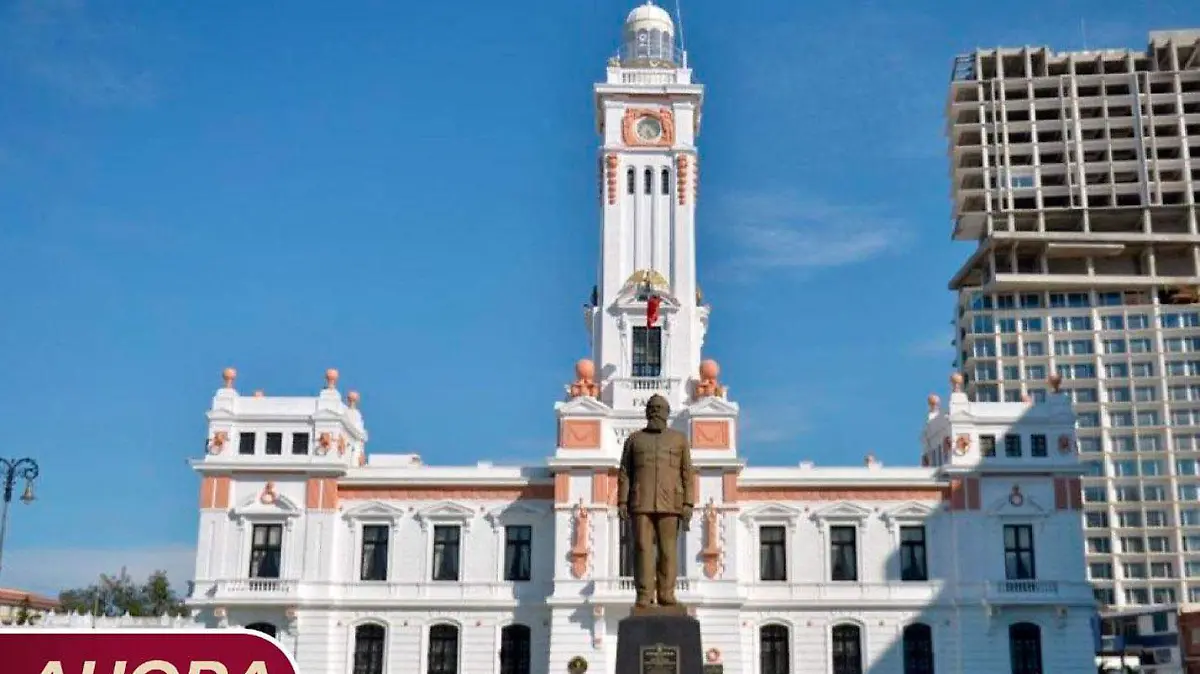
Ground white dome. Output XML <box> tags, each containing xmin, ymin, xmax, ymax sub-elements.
<box><xmin>624</xmin><ymin>1</ymin><xmax>674</xmax><ymax>34</ymax></box>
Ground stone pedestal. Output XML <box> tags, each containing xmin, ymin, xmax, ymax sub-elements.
<box><xmin>616</xmin><ymin>609</ymin><xmax>702</xmax><ymax>674</ymax></box>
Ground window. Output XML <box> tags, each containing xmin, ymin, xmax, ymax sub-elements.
<box><xmin>759</xmin><ymin>625</ymin><xmax>789</xmax><ymax>674</ymax></box>
<box><xmin>238</xmin><ymin>432</ymin><xmax>255</xmax><ymax>455</ymax></box>
<box><xmin>428</xmin><ymin>624</ymin><xmax>459</xmax><ymax>674</ymax></box>
<box><xmin>660</xmin><ymin>168</ymin><xmax>670</xmax><ymax>195</ymax></box>
<box><xmin>831</xmin><ymin>624</ymin><xmax>863</xmax><ymax>674</ymax></box>
<box><xmin>504</xmin><ymin>525</ymin><xmax>532</xmax><ymax>582</ymax></box>
<box><xmin>619</xmin><ymin>518</ymin><xmax>635</xmax><ymax>577</ymax></box>
<box><xmin>245</xmin><ymin>622</ymin><xmax>277</xmax><ymax>638</ymax></box>
<box><xmin>643</xmin><ymin>168</ymin><xmax>653</xmax><ymax>194</ymax></box>
<box><xmin>431</xmin><ymin>526</ymin><xmax>461</xmax><ymax>581</ymax></box>
<box><xmin>1004</xmin><ymin>434</ymin><xmax>1022</xmax><ymax>457</ymax></box>
<box><xmin>830</xmin><ymin>526</ymin><xmax>858</xmax><ymax>581</ymax></box>
<box><xmin>499</xmin><ymin>624</ymin><xmax>531</xmax><ymax>674</ymax></box>
<box><xmin>248</xmin><ymin>524</ymin><xmax>282</xmax><ymax>579</ymax></box>
<box><xmin>1008</xmin><ymin>623</ymin><xmax>1043</xmax><ymax>674</ymax></box>
<box><xmin>1004</xmin><ymin>525</ymin><xmax>1036</xmax><ymax>580</ymax></box>
<box><xmin>353</xmin><ymin>624</ymin><xmax>386</xmax><ymax>674</ymax></box>
<box><xmin>360</xmin><ymin>525</ymin><xmax>389</xmax><ymax>581</ymax></box>
<box><xmin>903</xmin><ymin>623</ymin><xmax>935</xmax><ymax>674</ymax></box>
<box><xmin>631</xmin><ymin>327</ymin><xmax>662</xmax><ymax>377</ymax></box>
<box><xmin>1030</xmin><ymin>435</ymin><xmax>1047</xmax><ymax>457</ymax></box>
<box><xmin>626</xmin><ymin>167</ymin><xmax>635</xmax><ymax>194</ymax></box>
<box><xmin>981</xmin><ymin>435</ymin><xmax>996</xmax><ymax>457</ymax></box>
<box><xmin>900</xmin><ymin>526</ymin><xmax>928</xmax><ymax>581</ymax></box>
<box><xmin>759</xmin><ymin>526</ymin><xmax>787</xmax><ymax>581</ymax></box>
<box><xmin>265</xmin><ymin>432</ymin><xmax>282</xmax><ymax>455</ymax></box>
<box><xmin>291</xmin><ymin>433</ymin><xmax>310</xmax><ymax>455</ymax></box>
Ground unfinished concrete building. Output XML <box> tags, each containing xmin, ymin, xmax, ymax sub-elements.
<box><xmin>947</xmin><ymin>31</ymin><xmax>1200</xmax><ymax>611</ymax></box>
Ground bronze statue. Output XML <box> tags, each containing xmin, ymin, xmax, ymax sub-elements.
<box><xmin>618</xmin><ymin>394</ymin><xmax>696</xmax><ymax>608</ymax></box>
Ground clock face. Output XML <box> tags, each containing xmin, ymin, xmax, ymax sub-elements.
<box><xmin>635</xmin><ymin>116</ymin><xmax>663</xmax><ymax>142</ymax></box>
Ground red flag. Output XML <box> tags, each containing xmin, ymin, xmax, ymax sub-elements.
<box><xmin>646</xmin><ymin>294</ymin><xmax>661</xmax><ymax>327</ymax></box>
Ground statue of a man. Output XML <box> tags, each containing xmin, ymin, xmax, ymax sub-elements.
<box><xmin>618</xmin><ymin>394</ymin><xmax>696</xmax><ymax>608</ymax></box>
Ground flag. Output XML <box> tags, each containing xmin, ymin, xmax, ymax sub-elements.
<box><xmin>646</xmin><ymin>293</ymin><xmax>662</xmax><ymax>327</ymax></box>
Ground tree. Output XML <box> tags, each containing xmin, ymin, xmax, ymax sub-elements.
<box><xmin>14</xmin><ymin>596</ymin><xmax>36</xmax><ymax>625</ymax></box>
<box><xmin>57</xmin><ymin>568</ymin><xmax>188</xmax><ymax>617</ymax></box>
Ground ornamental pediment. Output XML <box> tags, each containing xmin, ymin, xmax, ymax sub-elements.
<box><xmin>485</xmin><ymin>502</ymin><xmax>550</xmax><ymax>525</ymax></box>
<box><xmin>342</xmin><ymin>500</ymin><xmax>406</xmax><ymax>520</ymax></box>
<box><xmin>687</xmin><ymin>396</ymin><xmax>739</xmax><ymax>416</ymax></box>
<box><xmin>232</xmin><ymin>492</ymin><xmax>302</xmax><ymax>519</ymax></box>
<box><xmin>415</xmin><ymin>501</ymin><xmax>477</xmax><ymax>529</ymax></box>
<box><xmin>811</xmin><ymin>501</ymin><xmax>873</xmax><ymax>522</ymax></box>
<box><xmin>881</xmin><ymin>501</ymin><xmax>936</xmax><ymax>522</ymax></box>
<box><xmin>738</xmin><ymin>502</ymin><xmax>802</xmax><ymax>523</ymax></box>
<box><xmin>556</xmin><ymin>395</ymin><xmax>612</xmax><ymax>416</ymax></box>
<box><xmin>986</xmin><ymin>485</ymin><xmax>1049</xmax><ymax>518</ymax></box>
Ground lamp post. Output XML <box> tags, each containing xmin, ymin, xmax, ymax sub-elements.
<box><xmin>0</xmin><ymin>457</ymin><xmax>39</xmax><ymax>576</ymax></box>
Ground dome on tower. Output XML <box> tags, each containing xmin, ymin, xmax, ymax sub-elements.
<box><xmin>619</xmin><ymin>1</ymin><xmax>677</xmax><ymax>67</ymax></box>
<box><xmin>625</xmin><ymin>1</ymin><xmax>674</xmax><ymax>32</ymax></box>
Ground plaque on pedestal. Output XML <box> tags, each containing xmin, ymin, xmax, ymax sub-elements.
<box><xmin>616</xmin><ymin>612</ymin><xmax>702</xmax><ymax>674</ymax></box>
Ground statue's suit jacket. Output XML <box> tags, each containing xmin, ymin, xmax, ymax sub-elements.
<box><xmin>618</xmin><ymin>428</ymin><xmax>696</xmax><ymax>515</ymax></box>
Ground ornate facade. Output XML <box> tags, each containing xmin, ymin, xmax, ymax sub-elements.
<box><xmin>182</xmin><ymin>3</ymin><xmax>1097</xmax><ymax>673</ymax></box>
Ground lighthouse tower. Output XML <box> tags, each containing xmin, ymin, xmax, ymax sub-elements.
<box><xmin>555</xmin><ymin>2</ymin><xmax>738</xmax><ymax>462</ymax></box>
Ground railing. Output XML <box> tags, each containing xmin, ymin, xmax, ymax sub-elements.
<box><xmin>614</xmin><ymin>377</ymin><xmax>680</xmax><ymax>392</ymax></box>
<box><xmin>615</xmin><ymin>577</ymin><xmax>690</xmax><ymax>592</ymax></box>
<box><xmin>616</xmin><ymin>45</ymin><xmax>685</xmax><ymax>67</ymax></box>
<box><xmin>618</xmin><ymin>70</ymin><xmax>679</xmax><ymax>85</ymax></box>
<box><xmin>744</xmin><ymin>581</ymin><xmax>943</xmax><ymax>604</ymax></box>
<box><xmin>0</xmin><ymin>613</ymin><xmax>199</xmax><ymax>629</ymax></box>
<box><xmin>213</xmin><ymin>578</ymin><xmax>298</xmax><ymax>595</ymax></box>
<box><xmin>991</xmin><ymin>579</ymin><xmax>1059</xmax><ymax>595</ymax></box>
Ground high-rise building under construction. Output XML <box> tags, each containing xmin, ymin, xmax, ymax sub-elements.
<box><xmin>947</xmin><ymin>31</ymin><xmax>1200</xmax><ymax>609</ymax></box>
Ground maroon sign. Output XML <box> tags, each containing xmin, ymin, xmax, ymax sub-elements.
<box><xmin>0</xmin><ymin>629</ymin><xmax>297</xmax><ymax>674</ymax></box>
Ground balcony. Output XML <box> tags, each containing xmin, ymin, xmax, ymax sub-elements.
<box><xmin>972</xmin><ymin>579</ymin><xmax>1094</xmax><ymax>605</ymax></box>
<box><xmin>591</xmin><ymin>577</ymin><xmax>691</xmax><ymax>600</ymax></box>
<box><xmin>203</xmin><ymin>578</ymin><xmax>298</xmax><ymax>601</ymax></box>
<box><xmin>743</xmin><ymin>581</ymin><xmax>944</xmax><ymax>608</ymax></box>
<box><xmin>197</xmin><ymin>579</ymin><xmax>542</xmax><ymax>607</ymax></box>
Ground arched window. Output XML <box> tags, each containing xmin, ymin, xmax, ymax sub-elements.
<box><xmin>644</xmin><ymin>168</ymin><xmax>653</xmax><ymax>194</ymax></box>
<box><xmin>353</xmin><ymin>623</ymin><xmax>386</xmax><ymax>674</ymax></box>
<box><xmin>661</xmin><ymin>168</ymin><xmax>670</xmax><ymax>195</ymax></box>
<box><xmin>500</xmin><ymin>624</ymin><xmax>531</xmax><ymax>674</ymax></box>
<box><xmin>245</xmin><ymin>622</ymin><xmax>276</xmax><ymax>638</ymax></box>
<box><xmin>627</xmin><ymin>167</ymin><xmax>636</xmax><ymax>194</ymax></box>
<box><xmin>832</xmin><ymin>624</ymin><xmax>863</xmax><ymax>674</ymax></box>
<box><xmin>759</xmin><ymin>624</ymin><xmax>789</xmax><ymax>674</ymax></box>
<box><xmin>428</xmin><ymin>624</ymin><xmax>460</xmax><ymax>674</ymax></box>
<box><xmin>1008</xmin><ymin>622</ymin><xmax>1043</xmax><ymax>674</ymax></box>
<box><xmin>903</xmin><ymin>623</ymin><xmax>935</xmax><ymax>674</ymax></box>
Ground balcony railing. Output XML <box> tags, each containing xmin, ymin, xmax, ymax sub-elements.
<box><xmin>215</xmin><ymin>578</ymin><xmax>297</xmax><ymax>595</ymax></box>
<box><xmin>992</xmin><ymin>580</ymin><xmax>1059</xmax><ymax>595</ymax></box>
<box><xmin>613</xmin><ymin>377</ymin><xmax>681</xmax><ymax>392</ymax></box>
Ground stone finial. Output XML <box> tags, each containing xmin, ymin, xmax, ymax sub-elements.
<box><xmin>693</xmin><ymin>358</ymin><xmax>727</xmax><ymax>401</ymax></box>
<box><xmin>865</xmin><ymin>453</ymin><xmax>879</xmax><ymax>467</ymax></box>
<box><xmin>253</xmin><ymin>390</ymin><xmax>264</xmax><ymax>398</ymax></box>
<box><xmin>347</xmin><ymin>390</ymin><xmax>361</xmax><ymax>409</ymax></box>
<box><xmin>568</xmin><ymin>358</ymin><xmax>600</xmax><ymax>399</ymax></box>
<box><xmin>1048</xmin><ymin>373</ymin><xmax>1062</xmax><ymax>393</ymax></box>
<box><xmin>950</xmin><ymin>372</ymin><xmax>964</xmax><ymax>393</ymax></box>
<box><xmin>927</xmin><ymin>394</ymin><xmax>940</xmax><ymax>414</ymax></box>
<box><xmin>325</xmin><ymin>368</ymin><xmax>339</xmax><ymax>389</ymax></box>
<box><xmin>221</xmin><ymin>368</ymin><xmax>237</xmax><ymax>389</ymax></box>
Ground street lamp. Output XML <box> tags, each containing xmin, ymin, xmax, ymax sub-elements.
<box><xmin>0</xmin><ymin>457</ymin><xmax>39</xmax><ymax>576</ymax></box>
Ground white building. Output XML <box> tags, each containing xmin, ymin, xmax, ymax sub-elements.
<box><xmin>184</xmin><ymin>3</ymin><xmax>1098</xmax><ymax>673</ymax></box>
<box><xmin>945</xmin><ymin>30</ymin><xmax>1200</xmax><ymax>611</ymax></box>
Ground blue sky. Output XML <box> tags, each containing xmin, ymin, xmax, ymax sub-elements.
<box><xmin>1</xmin><ymin>0</ymin><xmax>1198</xmax><ymax>594</ymax></box>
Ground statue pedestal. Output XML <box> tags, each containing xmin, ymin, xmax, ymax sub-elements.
<box><xmin>616</xmin><ymin>608</ymin><xmax>702</xmax><ymax>674</ymax></box>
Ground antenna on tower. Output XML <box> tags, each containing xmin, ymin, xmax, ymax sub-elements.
<box><xmin>674</xmin><ymin>0</ymin><xmax>687</xmax><ymax>54</ymax></box>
